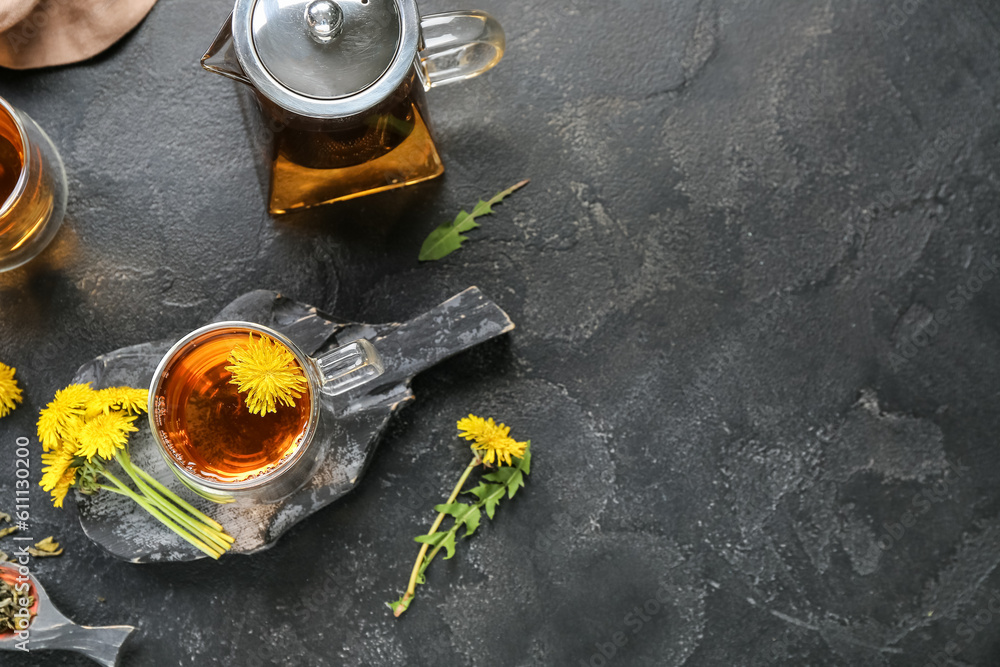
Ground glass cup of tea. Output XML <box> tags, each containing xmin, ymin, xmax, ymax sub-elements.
<box><xmin>0</xmin><ymin>97</ymin><xmax>67</xmax><ymax>272</ymax></box>
<box><xmin>149</xmin><ymin>321</ymin><xmax>385</xmax><ymax>504</ymax></box>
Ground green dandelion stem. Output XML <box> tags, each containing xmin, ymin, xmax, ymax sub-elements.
<box><xmin>119</xmin><ymin>448</ymin><xmax>230</xmax><ymax>536</ymax></box>
<box><xmin>97</xmin><ymin>472</ymin><xmax>223</xmax><ymax>560</ymax></box>
<box><xmin>113</xmin><ymin>451</ymin><xmax>233</xmax><ymax>551</ymax></box>
<box><xmin>402</xmin><ymin>455</ymin><xmax>481</xmax><ymax>601</ymax></box>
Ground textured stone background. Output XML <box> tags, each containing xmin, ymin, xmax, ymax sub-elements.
<box><xmin>1</xmin><ymin>0</ymin><xmax>999</xmax><ymax>665</ymax></box>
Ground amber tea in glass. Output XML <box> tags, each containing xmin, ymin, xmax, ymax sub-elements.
<box><xmin>153</xmin><ymin>327</ymin><xmax>313</xmax><ymax>484</ymax></box>
<box><xmin>150</xmin><ymin>322</ymin><xmax>384</xmax><ymax>504</ymax></box>
<box><xmin>0</xmin><ymin>97</ymin><xmax>66</xmax><ymax>272</ymax></box>
<box><xmin>0</xmin><ymin>122</ymin><xmax>20</xmax><ymax>205</ymax></box>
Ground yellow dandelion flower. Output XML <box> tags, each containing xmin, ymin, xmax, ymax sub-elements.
<box><xmin>76</xmin><ymin>411</ymin><xmax>138</xmax><ymax>461</ymax></box>
<box><xmin>225</xmin><ymin>333</ymin><xmax>307</xmax><ymax>416</ymax></box>
<box><xmin>457</xmin><ymin>414</ymin><xmax>527</xmax><ymax>467</ymax></box>
<box><xmin>49</xmin><ymin>468</ymin><xmax>77</xmax><ymax>508</ymax></box>
<box><xmin>40</xmin><ymin>447</ymin><xmax>80</xmax><ymax>508</ymax></box>
<box><xmin>86</xmin><ymin>386</ymin><xmax>149</xmax><ymax>418</ymax></box>
<box><xmin>40</xmin><ymin>448</ymin><xmax>76</xmax><ymax>492</ymax></box>
<box><xmin>37</xmin><ymin>383</ymin><xmax>95</xmax><ymax>451</ymax></box>
<box><xmin>0</xmin><ymin>363</ymin><xmax>22</xmax><ymax>419</ymax></box>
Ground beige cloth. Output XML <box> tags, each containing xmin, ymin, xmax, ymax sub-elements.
<box><xmin>0</xmin><ymin>0</ymin><xmax>158</xmax><ymax>70</ymax></box>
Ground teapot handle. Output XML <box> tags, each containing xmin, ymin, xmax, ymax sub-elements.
<box><xmin>418</xmin><ymin>11</ymin><xmax>505</xmax><ymax>89</ymax></box>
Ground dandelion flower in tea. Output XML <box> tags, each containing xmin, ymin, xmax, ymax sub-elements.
<box><xmin>225</xmin><ymin>333</ymin><xmax>307</xmax><ymax>416</ymax></box>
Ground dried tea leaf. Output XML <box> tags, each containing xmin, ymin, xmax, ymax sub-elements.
<box><xmin>33</xmin><ymin>537</ymin><xmax>60</xmax><ymax>552</ymax></box>
<box><xmin>0</xmin><ymin>526</ymin><xmax>16</xmax><ymax>539</ymax></box>
<box><xmin>27</xmin><ymin>537</ymin><xmax>63</xmax><ymax>557</ymax></box>
<box><xmin>0</xmin><ymin>511</ymin><xmax>10</xmax><ymax>523</ymax></box>
<box><xmin>27</xmin><ymin>547</ymin><xmax>63</xmax><ymax>558</ymax></box>
<box><xmin>0</xmin><ymin>551</ymin><xmax>8</xmax><ymax>562</ymax></box>
<box><xmin>0</xmin><ymin>578</ymin><xmax>35</xmax><ymax>633</ymax></box>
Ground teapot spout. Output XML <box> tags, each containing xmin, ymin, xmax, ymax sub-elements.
<box><xmin>201</xmin><ymin>12</ymin><xmax>251</xmax><ymax>85</ymax></box>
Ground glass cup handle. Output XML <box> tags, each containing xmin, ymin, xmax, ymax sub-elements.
<box><xmin>313</xmin><ymin>340</ymin><xmax>385</xmax><ymax>396</ymax></box>
<box><xmin>418</xmin><ymin>11</ymin><xmax>505</xmax><ymax>89</ymax></box>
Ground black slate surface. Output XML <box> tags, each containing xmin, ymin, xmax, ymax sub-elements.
<box><xmin>0</xmin><ymin>0</ymin><xmax>999</xmax><ymax>665</ymax></box>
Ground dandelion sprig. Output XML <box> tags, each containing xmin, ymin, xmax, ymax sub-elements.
<box><xmin>37</xmin><ymin>382</ymin><xmax>234</xmax><ymax>559</ymax></box>
<box><xmin>388</xmin><ymin>415</ymin><xmax>532</xmax><ymax>617</ymax></box>
<box><xmin>0</xmin><ymin>362</ymin><xmax>23</xmax><ymax>419</ymax></box>
<box><xmin>225</xmin><ymin>333</ymin><xmax>307</xmax><ymax>416</ymax></box>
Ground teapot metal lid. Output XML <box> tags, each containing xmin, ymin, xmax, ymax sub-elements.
<box><xmin>232</xmin><ymin>0</ymin><xmax>421</xmax><ymax>119</ymax></box>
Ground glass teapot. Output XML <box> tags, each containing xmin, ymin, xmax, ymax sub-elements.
<box><xmin>202</xmin><ymin>0</ymin><xmax>504</xmax><ymax>214</ymax></box>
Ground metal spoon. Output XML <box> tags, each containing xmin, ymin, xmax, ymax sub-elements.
<box><xmin>0</xmin><ymin>563</ymin><xmax>134</xmax><ymax>666</ymax></box>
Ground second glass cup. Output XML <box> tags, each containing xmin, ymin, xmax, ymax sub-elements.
<box><xmin>0</xmin><ymin>96</ymin><xmax>67</xmax><ymax>272</ymax></box>
<box><xmin>149</xmin><ymin>321</ymin><xmax>385</xmax><ymax>504</ymax></box>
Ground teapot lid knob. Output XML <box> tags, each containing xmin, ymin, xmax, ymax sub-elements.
<box><xmin>305</xmin><ymin>0</ymin><xmax>344</xmax><ymax>44</ymax></box>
